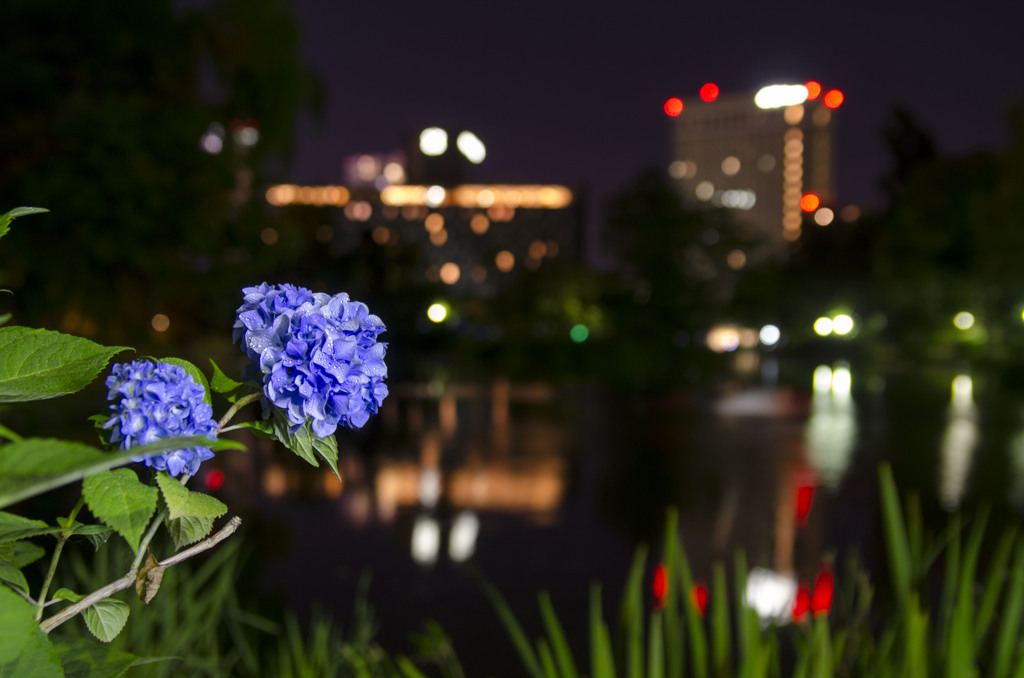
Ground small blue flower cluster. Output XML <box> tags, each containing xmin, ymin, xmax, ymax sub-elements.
<box><xmin>104</xmin><ymin>360</ymin><xmax>218</xmax><ymax>477</ymax></box>
<box><xmin>233</xmin><ymin>283</ymin><xmax>389</xmax><ymax>437</ymax></box>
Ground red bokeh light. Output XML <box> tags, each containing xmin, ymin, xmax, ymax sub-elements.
<box><xmin>811</xmin><ymin>569</ymin><xmax>834</xmax><ymax>616</ymax></box>
<box><xmin>689</xmin><ymin>582</ymin><xmax>708</xmax><ymax>617</ymax></box>
<box><xmin>699</xmin><ymin>83</ymin><xmax>719</xmax><ymax>102</ymax></box>
<box><xmin>792</xmin><ymin>583</ymin><xmax>810</xmax><ymax>623</ymax></box>
<box><xmin>823</xmin><ymin>89</ymin><xmax>845</xmax><ymax>109</ymax></box>
<box><xmin>800</xmin><ymin>193</ymin><xmax>821</xmax><ymax>212</ymax></box>
<box><xmin>204</xmin><ymin>469</ymin><xmax>225</xmax><ymax>491</ymax></box>
<box><xmin>664</xmin><ymin>97</ymin><xmax>684</xmax><ymax>117</ymax></box>
<box><xmin>795</xmin><ymin>484</ymin><xmax>815</xmax><ymax>527</ymax></box>
<box><xmin>652</xmin><ymin>563</ymin><xmax>668</xmax><ymax>608</ymax></box>
<box><xmin>804</xmin><ymin>81</ymin><xmax>822</xmax><ymax>100</ymax></box>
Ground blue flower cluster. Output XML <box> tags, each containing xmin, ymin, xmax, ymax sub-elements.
<box><xmin>103</xmin><ymin>360</ymin><xmax>218</xmax><ymax>477</ymax></box>
<box><xmin>233</xmin><ymin>283</ymin><xmax>388</xmax><ymax>437</ymax></box>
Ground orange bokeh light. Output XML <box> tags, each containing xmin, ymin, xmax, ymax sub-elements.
<box><xmin>663</xmin><ymin>97</ymin><xmax>684</xmax><ymax>117</ymax></box>
<box><xmin>800</xmin><ymin>193</ymin><xmax>821</xmax><ymax>212</ymax></box>
<box><xmin>823</xmin><ymin>89</ymin><xmax>844</xmax><ymax>109</ymax></box>
<box><xmin>699</xmin><ymin>83</ymin><xmax>719</xmax><ymax>102</ymax></box>
<box><xmin>804</xmin><ymin>81</ymin><xmax>822</xmax><ymax>100</ymax></box>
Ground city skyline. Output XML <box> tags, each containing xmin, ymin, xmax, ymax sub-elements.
<box><xmin>286</xmin><ymin>0</ymin><xmax>1024</xmax><ymax>266</ymax></box>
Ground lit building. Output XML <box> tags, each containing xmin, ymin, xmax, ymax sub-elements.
<box><xmin>666</xmin><ymin>82</ymin><xmax>844</xmax><ymax>262</ymax></box>
<box><xmin>265</xmin><ymin>127</ymin><xmax>582</xmax><ymax>296</ymax></box>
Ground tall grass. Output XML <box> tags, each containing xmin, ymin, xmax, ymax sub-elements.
<box><xmin>484</xmin><ymin>462</ymin><xmax>1024</xmax><ymax>677</ymax></box>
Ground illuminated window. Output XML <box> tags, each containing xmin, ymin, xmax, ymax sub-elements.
<box><xmin>470</xmin><ymin>214</ymin><xmax>490</xmax><ymax>234</ymax></box>
<box><xmin>784</xmin><ymin>105</ymin><xmax>805</xmax><ymax>125</ymax></box>
<box><xmin>439</xmin><ymin>262</ymin><xmax>460</xmax><ymax>284</ymax></box>
<box><xmin>721</xmin><ymin>156</ymin><xmax>741</xmax><ymax>176</ymax></box>
<box><xmin>424</xmin><ymin>213</ymin><xmax>444</xmax><ymax>233</ymax></box>
<box><xmin>495</xmin><ymin>250</ymin><xmax>515</xmax><ymax>272</ymax></box>
<box><xmin>695</xmin><ymin>181</ymin><xmax>715</xmax><ymax>201</ymax></box>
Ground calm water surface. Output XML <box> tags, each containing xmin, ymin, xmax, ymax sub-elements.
<box><xmin>216</xmin><ymin>359</ymin><xmax>1024</xmax><ymax>676</ymax></box>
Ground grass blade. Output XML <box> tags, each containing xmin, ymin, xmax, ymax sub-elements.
<box><xmin>878</xmin><ymin>463</ymin><xmax>912</xmax><ymax>610</ymax></box>
<box><xmin>976</xmin><ymin>525</ymin><xmax>1016</xmax><ymax>649</ymax></box>
<box><xmin>663</xmin><ymin>510</ymin><xmax>684</xmax><ymax>678</ymax></box>
<box><xmin>674</xmin><ymin>539</ymin><xmax>707</xmax><ymax>678</ymax></box>
<box><xmin>479</xmin><ymin>575</ymin><xmax>543</xmax><ymax>678</ymax></box>
<box><xmin>711</xmin><ymin>562</ymin><xmax>731</xmax><ymax>677</ymax></box>
<box><xmin>648</xmin><ymin>611</ymin><xmax>665</xmax><ymax>678</ymax></box>
<box><xmin>618</xmin><ymin>545</ymin><xmax>649</xmax><ymax>678</ymax></box>
<box><xmin>993</xmin><ymin>541</ymin><xmax>1024</xmax><ymax>678</ymax></box>
<box><xmin>539</xmin><ymin>591</ymin><xmax>579</xmax><ymax>678</ymax></box>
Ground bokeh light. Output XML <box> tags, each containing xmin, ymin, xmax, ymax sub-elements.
<box><xmin>823</xmin><ymin>89</ymin><xmax>844</xmax><ymax>109</ymax></box>
<box><xmin>699</xmin><ymin>83</ymin><xmax>719</xmax><ymax>102</ymax></box>
<box><xmin>570</xmin><ymin>324</ymin><xmax>589</xmax><ymax>343</ymax></box>
<box><xmin>804</xmin><ymin>81</ymin><xmax>822</xmax><ymax>100</ymax></box>
<box><xmin>814</xmin><ymin>317</ymin><xmax>833</xmax><ymax>336</ymax></box>
<box><xmin>427</xmin><ymin>303</ymin><xmax>448</xmax><ymax>323</ymax></box>
<box><xmin>664</xmin><ymin>97</ymin><xmax>684</xmax><ymax>117</ymax></box>
<box><xmin>954</xmin><ymin>312</ymin><xmax>975</xmax><ymax>330</ymax></box>
<box><xmin>832</xmin><ymin>314</ymin><xmax>854</xmax><ymax>335</ymax></box>
<box><xmin>151</xmin><ymin>314</ymin><xmax>170</xmax><ymax>332</ymax></box>
<box><xmin>800</xmin><ymin>193</ymin><xmax>820</xmax><ymax>212</ymax></box>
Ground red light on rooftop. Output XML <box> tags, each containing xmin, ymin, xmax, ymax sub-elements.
<box><xmin>804</xmin><ymin>81</ymin><xmax>822</xmax><ymax>100</ymax></box>
<box><xmin>800</xmin><ymin>193</ymin><xmax>821</xmax><ymax>212</ymax></box>
<box><xmin>664</xmin><ymin>97</ymin><xmax>684</xmax><ymax>117</ymax></box>
<box><xmin>699</xmin><ymin>83</ymin><xmax>719</xmax><ymax>102</ymax></box>
<box><xmin>823</xmin><ymin>89</ymin><xmax>844</xmax><ymax>109</ymax></box>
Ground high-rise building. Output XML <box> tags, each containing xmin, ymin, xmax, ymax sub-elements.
<box><xmin>667</xmin><ymin>82</ymin><xmax>844</xmax><ymax>263</ymax></box>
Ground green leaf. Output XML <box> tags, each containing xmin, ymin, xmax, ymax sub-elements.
<box><xmin>3</xmin><ymin>540</ymin><xmax>46</xmax><ymax>569</ymax></box>
<box><xmin>0</xmin><ymin>206</ymin><xmax>49</xmax><ymax>242</ymax></box>
<box><xmin>150</xmin><ymin>357</ymin><xmax>212</xmax><ymax>406</ymax></box>
<box><xmin>539</xmin><ymin>591</ymin><xmax>579</xmax><ymax>678</ymax></box>
<box><xmin>0</xmin><ymin>326</ymin><xmax>129</xmax><ymax>403</ymax></box>
<box><xmin>0</xmin><ymin>562</ymin><xmax>29</xmax><ymax>595</ymax></box>
<box><xmin>0</xmin><ymin>313</ymin><xmax>10</xmax><ymax>326</ymax></box>
<box><xmin>0</xmin><ymin>511</ymin><xmax>58</xmax><ymax>544</ymax></box>
<box><xmin>0</xmin><ymin>586</ymin><xmax>63</xmax><ymax>675</ymax></box>
<box><xmin>52</xmin><ymin>587</ymin><xmax>83</xmax><ymax>603</ymax></box>
<box><xmin>0</xmin><ymin>435</ymin><xmax>243</xmax><ymax>509</ymax></box>
<box><xmin>155</xmin><ymin>472</ymin><xmax>227</xmax><ymax>520</ymax></box>
<box><xmin>255</xmin><ymin>408</ymin><xmax>341</xmax><ymax>479</ymax></box>
<box><xmin>55</xmin><ymin>637</ymin><xmax>137</xmax><ymax>678</ymax></box>
<box><xmin>209</xmin><ymin>359</ymin><xmax>244</xmax><ymax>397</ymax></box>
<box><xmin>82</xmin><ymin>469</ymin><xmax>158</xmax><ymax>553</ymax></box>
<box><xmin>166</xmin><ymin>515</ymin><xmax>216</xmax><ymax>549</ymax></box>
<box><xmin>82</xmin><ymin>598</ymin><xmax>130</xmax><ymax>643</ymax></box>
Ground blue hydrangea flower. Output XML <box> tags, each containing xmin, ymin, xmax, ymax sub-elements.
<box><xmin>103</xmin><ymin>360</ymin><xmax>218</xmax><ymax>477</ymax></box>
<box><xmin>233</xmin><ymin>283</ymin><xmax>389</xmax><ymax>437</ymax></box>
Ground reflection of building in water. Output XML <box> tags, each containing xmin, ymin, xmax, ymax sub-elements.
<box><xmin>940</xmin><ymin>374</ymin><xmax>978</xmax><ymax>509</ymax></box>
<box><xmin>805</xmin><ymin>364</ymin><xmax>857</xmax><ymax>489</ymax></box>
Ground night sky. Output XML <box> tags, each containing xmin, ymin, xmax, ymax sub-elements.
<box><xmin>287</xmin><ymin>0</ymin><xmax>1024</xmax><ymax>261</ymax></box>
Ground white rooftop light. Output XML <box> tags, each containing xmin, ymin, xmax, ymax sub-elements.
<box><xmin>456</xmin><ymin>131</ymin><xmax>486</xmax><ymax>164</ymax></box>
<box><xmin>754</xmin><ymin>84</ymin><xmax>809</xmax><ymax>109</ymax></box>
<box><xmin>419</xmin><ymin>127</ymin><xmax>448</xmax><ymax>156</ymax></box>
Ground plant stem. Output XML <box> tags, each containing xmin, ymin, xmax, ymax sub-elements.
<box><xmin>217</xmin><ymin>392</ymin><xmax>262</xmax><ymax>431</ymax></box>
<box><xmin>39</xmin><ymin>516</ymin><xmax>242</xmax><ymax>634</ymax></box>
<box><xmin>34</xmin><ymin>498</ymin><xmax>85</xmax><ymax>621</ymax></box>
<box><xmin>131</xmin><ymin>508</ymin><xmax>168</xmax><ymax>572</ymax></box>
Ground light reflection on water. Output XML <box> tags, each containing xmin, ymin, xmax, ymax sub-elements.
<box><xmin>223</xmin><ymin>363</ymin><xmax>1024</xmax><ymax>673</ymax></box>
